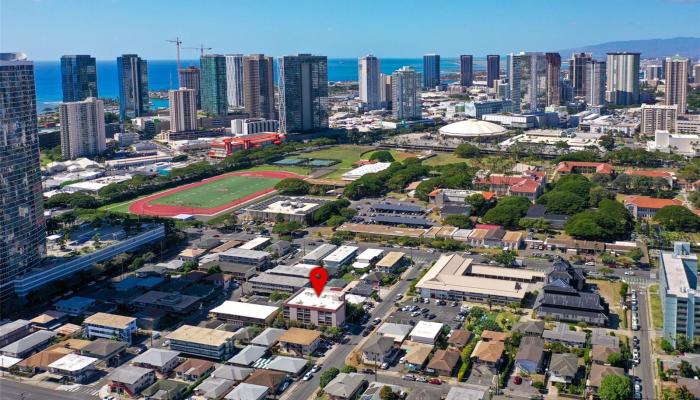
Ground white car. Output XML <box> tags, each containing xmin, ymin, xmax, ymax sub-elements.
<box><xmin>302</xmin><ymin>372</ymin><xmax>313</xmax><ymax>381</ymax></box>
<box><xmin>585</xmin><ymin>261</ymin><xmax>595</xmax><ymax>266</ymax></box>
<box><xmin>624</xmin><ymin>270</ymin><xmax>635</xmax><ymax>275</ymax></box>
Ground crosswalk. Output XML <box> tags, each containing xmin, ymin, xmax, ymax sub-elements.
<box><xmin>57</xmin><ymin>384</ymin><xmax>100</xmax><ymax>397</ymax></box>
<box><xmin>622</xmin><ymin>276</ymin><xmax>652</xmax><ymax>286</ymax></box>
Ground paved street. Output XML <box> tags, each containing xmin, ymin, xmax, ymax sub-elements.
<box><xmin>0</xmin><ymin>379</ymin><xmax>98</xmax><ymax>400</ymax></box>
<box><xmin>633</xmin><ymin>287</ymin><xmax>655</xmax><ymax>400</ymax></box>
<box><xmin>281</xmin><ymin>261</ymin><xmax>425</xmax><ymax>400</ymax></box>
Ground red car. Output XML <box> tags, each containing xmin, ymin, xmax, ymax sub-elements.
<box><xmin>428</xmin><ymin>378</ymin><xmax>441</xmax><ymax>385</ymax></box>
<box><xmin>513</xmin><ymin>376</ymin><xmax>523</xmax><ymax>385</ymax></box>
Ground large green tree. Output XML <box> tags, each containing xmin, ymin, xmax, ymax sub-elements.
<box><xmin>598</xmin><ymin>375</ymin><xmax>632</xmax><ymax>400</ymax></box>
<box><xmin>443</xmin><ymin>214</ymin><xmax>473</xmax><ymax>229</ymax></box>
<box><xmin>482</xmin><ymin>196</ymin><xmax>531</xmax><ymax>229</ymax></box>
<box><xmin>275</xmin><ymin>178</ymin><xmax>310</xmax><ymax>195</ymax></box>
<box><xmin>654</xmin><ymin>206</ymin><xmax>700</xmax><ymax>231</ymax></box>
<box><xmin>536</xmin><ymin>191</ymin><xmax>587</xmax><ymax>215</ymax></box>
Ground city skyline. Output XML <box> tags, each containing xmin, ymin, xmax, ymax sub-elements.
<box><xmin>2</xmin><ymin>0</ymin><xmax>699</xmax><ymax>60</ymax></box>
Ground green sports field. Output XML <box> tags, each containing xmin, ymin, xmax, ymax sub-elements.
<box><xmin>150</xmin><ymin>175</ymin><xmax>281</xmax><ymax>208</ymax></box>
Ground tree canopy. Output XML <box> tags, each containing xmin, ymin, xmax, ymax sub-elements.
<box><xmin>443</xmin><ymin>214</ymin><xmax>473</xmax><ymax>229</ymax></box>
<box><xmin>537</xmin><ymin>191</ymin><xmax>587</xmax><ymax>215</ymax></box>
<box><xmin>565</xmin><ymin>200</ymin><xmax>633</xmax><ymax>241</ymax></box>
<box><xmin>369</xmin><ymin>150</ymin><xmax>395</xmax><ymax>162</ymax></box>
<box><xmin>482</xmin><ymin>196</ymin><xmax>532</xmax><ymax>229</ymax></box>
<box><xmin>275</xmin><ymin>178</ymin><xmax>310</xmax><ymax>195</ymax></box>
<box><xmin>654</xmin><ymin>205</ymin><xmax>700</xmax><ymax>231</ymax></box>
<box><xmin>455</xmin><ymin>143</ymin><xmax>480</xmax><ymax>158</ymax></box>
<box><xmin>598</xmin><ymin>375</ymin><xmax>632</xmax><ymax>400</ymax></box>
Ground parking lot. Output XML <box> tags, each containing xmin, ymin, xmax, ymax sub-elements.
<box><xmin>386</xmin><ymin>297</ymin><xmax>465</xmax><ymax>331</ymax></box>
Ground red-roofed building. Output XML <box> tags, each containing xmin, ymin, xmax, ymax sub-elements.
<box><xmin>208</xmin><ymin>133</ymin><xmax>284</xmax><ymax>159</ymax></box>
<box><xmin>624</xmin><ymin>195</ymin><xmax>683</xmax><ymax>219</ymax></box>
<box><xmin>624</xmin><ymin>169</ymin><xmax>676</xmax><ymax>187</ymax></box>
<box><xmin>473</xmin><ymin>172</ymin><xmax>546</xmax><ymax>202</ymax></box>
<box><xmin>556</xmin><ymin>162</ymin><xmax>613</xmax><ymax>175</ymax></box>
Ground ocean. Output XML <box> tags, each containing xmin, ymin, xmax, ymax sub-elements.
<box><xmin>34</xmin><ymin>57</ymin><xmax>494</xmax><ymax>112</ymax></box>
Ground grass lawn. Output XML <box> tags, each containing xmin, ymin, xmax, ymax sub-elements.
<box><xmin>648</xmin><ymin>285</ymin><xmax>664</xmax><ymax>329</ymax></box>
<box><xmin>302</xmin><ymin>145</ymin><xmax>374</xmax><ymax>179</ymax></box>
<box><xmin>422</xmin><ymin>152</ymin><xmax>464</xmax><ymax>166</ymax></box>
<box><xmin>151</xmin><ymin>175</ymin><xmax>281</xmax><ymax>208</ymax></box>
<box><xmin>496</xmin><ymin>311</ymin><xmax>520</xmax><ymax>330</ymax></box>
<box><xmin>245</xmin><ymin>165</ymin><xmax>311</xmax><ymax>175</ymax></box>
<box><xmin>591</xmin><ymin>279</ymin><xmax>622</xmax><ymax>306</ymax></box>
<box><xmin>98</xmin><ymin>198</ymin><xmax>138</xmax><ymax>214</ymax></box>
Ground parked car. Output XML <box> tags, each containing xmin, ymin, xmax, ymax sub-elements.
<box><xmin>402</xmin><ymin>374</ymin><xmax>415</xmax><ymax>381</ymax></box>
<box><xmin>381</xmin><ymin>362</ymin><xmax>389</xmax><ymax>370</ymax></box>
<box><xmin>416</xmin><ymin>376</ymin><xmax>427</xmax><ymax>382</ymax></box>
<box><xmin>428</xmin><ymin>378</ymin><xmax>441</xmax><ymax>385</ymax></box>
<box><xmin>513</xmin><ymin>376</ymin><xmax>523</xmax><ymax>385</ymax></box>
<box><xmin>311</xmin><ymin>364</ymin><xmax>321</xmax><ymax>373</ymax></box>
<box><xmin>302</xmin><ymin>372</ymin><xmax>313</xmax><ymax>381</ymax></box>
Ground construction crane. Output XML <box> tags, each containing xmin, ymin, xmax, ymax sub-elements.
<box><xmin>183</xmin><ymin>44</ymin><xmax>212</xmax><ymax>57</ymax></box>
<box><xmin>166</xmin><ymin>37</ymin><xmax>183</xmax><ymax>72</ymax></box>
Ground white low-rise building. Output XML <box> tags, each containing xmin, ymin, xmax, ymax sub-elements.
<box><xmin>409</xmin><ymin>321</ymin><xmax>444</xmax><ymax>344</ymax></box>
<box><xmin>83</xmin><ymin>313</ymin><xmax>137</xmax><ymax>344</ymax></box>
<box><xmin>283</xmin><ymin>288</ymin><xmax>346</xmax><ymax>328</ymax></box>
<box><xmin>647</xmin><ymin>130</ymin><xmax>700</xmax><ymax>156</ymax></box>
<box><xmin>323</xmin><ymin>245</ymin><xmax>359</xmax><ymax>269</ymax></box>
<box><xmin>209</xmin><ymin>301</ymin><xmax>279</xmax><ymax>327</ymax></box>
<box><xmin>341</xmin><ymin>162</ymin><xmax>391</xmax><ymax>181</ymax></box>
<box><xmin>48</xmin><ymin>354</ymin><xmax>99</xmax><ymax>383</ymax></box>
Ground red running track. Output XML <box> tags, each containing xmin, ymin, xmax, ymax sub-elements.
<box><xmin>128</xmin><ymin>170</ymin><xmax>304</xmax><ymax>217</ymax></box>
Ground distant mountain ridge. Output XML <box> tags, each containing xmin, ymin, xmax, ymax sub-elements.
<box><xmin>559</xmin><ymin>37</ymin><xmax>700</xmax><ymax>59</ymax></box>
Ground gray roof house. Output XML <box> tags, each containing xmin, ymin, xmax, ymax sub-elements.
<box><xmin>406</xmin><ymin>388</ymin><xmax>443</xmax><ymax>400</ymax></box>
<box><xmin>445</xmin><ymin>386</ymin><xmax>488</xmax><ymax>400</ymax></box>
<box><xmin>194</xmin><ymin>376</ymin><xmax>235</xmax><ymax>399</ymax></box>
<box><xmin>0</xmin><ymin>330</ymin><xmax>56</xmax><ymax>358</ymax></box>
<box><xmin>591</xmin><ymin>329</ymin><xmax>620</xmax><ymax>347</ymax></box>
<box><xmin>131</xmin><ymin>348</ymin><xmax>180</xmax><ymax>373</ymax></box>
<box><xmin>512</xmin><ymin>320</ymin><xmax>545</xmax><ymax>337</ymax></box>
<box><xmin>225</xmin><ymin>382</ymin><xmax>269</xmax><ymax>400</ymax></box>
<box><xmin>362</xmin><ymin>334</ymin><xmax>395</xmax><ymax>365</ymax></box>
<box><xmin>549</xmin><ymin>353</ymin><xmax>579</xmax><ymax>384</ymax></box>
<box><xmin>542</xmin><ymin>323</ymin><xmax>587</xmax><ymax>347</ymax></box>
<box><xmin>250</xmin><ymin>328</ymin><xmax>286</xmax><ymax>348</ymax></box>
<box><xmin>324</xmin><ymin>372</ymin><xmax>367</xmax><ymax>400</ymax></box>
<box><xmin>228</xmin><ymin>345</ymin><xmax>267</xmax><ymax>366</ymax></box>
<box><xmin>266</xmin><ymin>356</ymin><xmax>308</xmax><ymax>376</ymax></box>
<box><xmin>515</xmin><ymin>336</ymin><xmax>545</xmax><ymax>374</ymax></box>
<box><xmin>211</xmin><ymin>364</ymin><xmax>254</xmax><ymax>382</ymax></box>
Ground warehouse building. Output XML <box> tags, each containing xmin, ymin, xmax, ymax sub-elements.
<box><xmin>209</xmin><ymin>301</ymin><xmax>280</xmax><ymax>327</ymax></box>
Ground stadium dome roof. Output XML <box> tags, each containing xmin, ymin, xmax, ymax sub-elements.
<box><xmin>438</xmin><ymin>119</ymin><xmax>508</xmax><ymax>138</ymax></box>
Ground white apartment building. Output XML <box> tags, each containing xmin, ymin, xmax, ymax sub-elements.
<box><xmin>225</xmin><ymin>54</ymin><xmax>245</xmax><ymax>109</ymax></box>
<box><xmin>647</xmin><ymin>130</ymin><xmax>700</xmax><ymax>156</ymax></box>
<box><xmin>283</xmin><ymin>288</ymin><xmax>346</xmax><ymax>328</ymax></box>
<box><xmin>59</xmin><ymin>97</ymin><xmax>106</xmax><ymax>159</ymax></box>
<box><xmin>231</xmin><ymin>118</ymin><xmax>279</xmax><ymax>135</ymax></box>
<box><xmin>83</xmin><ymin>313</ymin><xmax>137</xmax><ymax>344</ymax></box>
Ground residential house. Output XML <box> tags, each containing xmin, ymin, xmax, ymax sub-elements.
<box><xmin>590</xmin><ymin>344</ymin><xmax>620</xmax><ymax>365</ymax></box>
<box><xmin>244</xmin><ymin>370</ymin><xmax>287</xmax><ymax>394</ymax></box>
<box><xmin>80</xmin><ymin>339</ymin><xmax>127</xmax><ymax>367</ymax></box>
<box><xmin>587</xmin><ymin>364</ymin><xmax>624</xmax><ymax>393</ymax></box>
<box><xmin>131</xmin><ymin>348</ymin><xmax>180</xmax><ymax>375</ymax></box>
<box><xmin>228</xmin><ymin>345</ymin><xmax>267</xmax><ymax>367</ymax></box>
<box><xmin>108</xmin><ymin>365</ymin><xmax>156</xmax><ymax>397</ymax></box>
<box><xmin>447</xmin><ymin>330</ymin><xmax>473</xmax><ymax>349</ymax></box>
<box><xmin>403</xmin><ymin>343</ymin><xmax>433</xmax><ymax>372</ymax></box>
<box><xmin>512</xmin><ymin>321</ymin><xmax>545</xmax><ymax>337</ymax></box>
<box><xmin>194</xmin><ymin>376</ymin><xmax>235</xmax><ymax>399</ymax></box>
<box><xmin>515</xmin><ymin>337</ymin><xmax>545</xmax><ymax>374</ymax></box>
<box><xmin>324</xmin><ymin>372</ymin><xmax>367</xmax><ymax>400</ymax></box>
<box><xmin>251</xmin><ymin>328</ymin><xmax>286</xmax><ymax>349</ymax></box>
<box><xmin>173</xmin><ymin>358</ymin><xmax>215</xmax><ymax>382</ymax></box>
<box><xmin>543</xmin><ymin>323</ymin><xmax>587</xmax><ymax>348</ymax></box>
<box><xmin>470</xmin><ymin>340</ymin><xmax>505</xmax><ymax>371</ymax></box>
<box><xmin>548</xmin><ymin>353</ymin><xmax>579</xmax><ymax>384</ymax></box>
<box><xmin>277</xmin><ymin>328</ymin><xmax>322</xmax><ymax>356</ymax></box>
<box><xmin>362</xmin><ymin>334</ymin><xmax>395</xmax><ymax>366</ymax></box>
<box><xmin>225</xmin><ymin>383</ymin><xmax>269</xmax><ymax>400</ymax></box>
<box><xmin>0</xmin><ymin>330</ymin><xmax>56</xmax><ymax>358</ymax></box>
<box><xmin>426</xmin><ymin>348</ymin><xmax>461</xmax><ymax>376</ymax></box>
<box><xmin>47</xmin><ymin>353</ymin><xmax>98</xmax><ymax>383</ymax></box>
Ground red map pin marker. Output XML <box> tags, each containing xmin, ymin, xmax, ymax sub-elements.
<box><xmin>309</xmin><ymin>266</ymin><xmax>329</xmax><ymax>297</ymax></box>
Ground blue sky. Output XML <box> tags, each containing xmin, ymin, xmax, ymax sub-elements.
<box><xmin>2</xmin><ymin>0</ymin><xmax>699</xmax><ymax>60</ymax></box>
